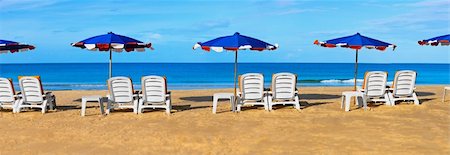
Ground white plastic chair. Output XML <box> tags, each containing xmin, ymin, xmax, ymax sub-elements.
<box><xmin>388</xmin><ymin>70</ymin><xmax>419</xmax><ymax>105</ymax></box>
<box><xmin>107</xmin><ymin>77</ymin><xmax>139</xmax><ymax>114</ymax></box>
<box><xmin>17</xmin><ymin>76</ymin><xmax>56</xmax><ymax>114</ymax></box>
<box><xmin>0</xmin><ymin>78</ymin><xmax>20</xmax><ymax>113</ymax></box>
<box><xmin>138</xmin><ymin>76</ymin><xmax>171</xmax><ymax>115</ymax></box>
<box><xmin>267</xmin><ymin>73</ymin><xmax>300</xmax><ymax>111</ymax></box>
<box><xmin>358</xmin><ymin>71</ymin><xmax>391</xmax><ymax>106</ymax></box>
<box><xmin>236</xmin><ymin>73</ymin><xmax>268</xmax><ymax>111</ymax></box>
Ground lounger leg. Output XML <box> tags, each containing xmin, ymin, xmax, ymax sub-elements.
<box><xmin>212</xmin><ymin>95</ymin><xmax>218</xmax><ymax>114</ymax></box>
<box><xmin>99</xmin><ymin>97</ymin><xmax>105</xmax><ymax>115</ymax></box>
<box><xmin>267</xmin><ymin>95</ymin><xmax>273</xmax><ymax>111</ymax></box>
<box><xmin>15</xmin><ymin>100</ymin><xmax>23</xmax><ymax>113</ymax></box>
<box><xmin>166</xmin><ymin>96</ymin><xmax>172</xmax><ymax>115</ymax></box>
<box><xmin>236</xmin><ymin>103</ymin><xmax>241</xmax><ymax>112</ymax></box>
<box><xmin>133</xmin><ymin>100</ymin><xmax>138</xmax><ymax>114</ymax></box>
<box><xmin>51</xmin><ymin>95</ymin><xmax>57</xmax><ymax>110</ymax></box>
<box><xmin>362</xmin><ymin>96</ymin><xmax>368</xmax><ymax>111</ymax></box>
<box><xmin>388</xmin><ymin>93</ymin><xmax>395</xmax><ymax>106</ymax></box>
<box><xmin>41</xmin><ymin>101</ymin><xmax>48</xmax><ymax>114</ymax></box>
<box><xmin>294</xmin><ymin>95</ymin><xmax>300</xmax><ymax>110</ymax></box>
<box><xmin>413</xmin><ymin>93</ymin><xmax>419</xmax><ymax>105</ymax></box>
<box><xmin>106</xmin><ymin>100</ymin><xmax>111</xmax><ymax>114</ymax></box>
<box><xmin>355</xmin><ymin>95</ymin><xmax>360</xmax><ymax>107</ymax></box>
<box><xmin>138</xmin><ymin>100</ymin><xmax>143</xmax><ymax>114</ymax></box>
<box><xmin>236</xmin><ymin>97</ymin><xmax>241</xmax><ymax>112</ymax></box>
<box><xmin>384</xmin><ymin>94</ymin><xmax>392</xmax><ymax>106</ymax></box>
<box><xmin>264</xmin><ymin>95</ymin><xmax>269</xmax><ymax>111</ymax></box>
<box><xmin>12</xmin><ymin>100</ymin><xmax>19</xmax><ymax>113</ymax></box>
<box><xmin>341</xmin><ymin>95</ymin><xmax>345</xmax><ymax>109</ymax></box>
<box><xmin>48</xmin><ymin>94</ymin><xmax>54</xmax><ymax>110</ymax></box>
<box><xmin>81</xmin><ymin>98</ymin><xmax>87</xmax><ymax>116</ymax></box>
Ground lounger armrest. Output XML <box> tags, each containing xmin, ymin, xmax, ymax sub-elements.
<box><xmin>132</xmin><ymin>94</ymin><xmax>139</xmax><ymax>99</ymax></box>
<box><xmin>165</xmin><ymin>91</ymin><xmax>171</xmax><ymax>97</ymax></box>
<box><xmin>356</xmin><ymin>86</ymin><xmax>362</xmax><ymax>91</ymax></box>
<box><xmin>45</xmin><ymin>92</ymin><xmax>54</xmax><ymax>96</ymax></box>
<box><xmin>13</xmin><ymin>94</ymin><xmax>22</xmax><ymax>99</ymax></box>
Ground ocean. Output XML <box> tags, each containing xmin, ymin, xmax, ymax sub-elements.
<box><xmin>0</xmin><ymin>63</ymin><xmax>448</xmax><ymax>90</ymax></box>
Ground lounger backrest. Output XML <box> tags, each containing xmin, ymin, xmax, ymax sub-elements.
<box><xmin>19</xmin><ymin>76</ymin><xmax>44</xmax><ymax>102</ymax></box>
<box><xmin>0</xmin><ymin>78</ymin><xmax>15</xmax><ymax>102</ymax></box>
<box><xmin>141</xmin><ymin>76</ymin><xmax>167</xmax><ymax>103</ymax></box>
<box><xmin>363</xmin><ymin>71</ymin><xmax>387</xmax><ymax>97</ymax></box>
<box><xmin>271</xmin><ymin>73</ymin><xmax>297</xmax><ymax>100</ymax></box>
<box><xmin>108</xmin><ymin>77</ymin><xmax>134</xmax><ymax>103</ymax></box>
<box><xmin>239</xmin><ymin>73</ymin><xmax>264</xmax><ymax>100</ymax></box>
<box><xmin>392</xmin><ymin>70</ymin><xmax>416</xmax><ymax>96</ymax></box>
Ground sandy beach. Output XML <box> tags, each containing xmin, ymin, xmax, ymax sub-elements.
<box><xmin>0</xmin><ymin>85</ymin><xmax>449</xmax><ymax>154</ymax></box>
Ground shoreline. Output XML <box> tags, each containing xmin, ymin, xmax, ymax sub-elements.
<box><xmin>22</xmin><ymin>84</ymin><xmax>450</xmax><ymax>91</ymax></box>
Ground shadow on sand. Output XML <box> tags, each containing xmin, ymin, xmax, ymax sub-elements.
<box><xmin>179</xmin><ymin>96</ymin><xmax>212</xmax><ymax>102</ymax></box>
<box><xmin>299</xmin><ymin>94</ymin><xmax>341</xmax><ymax>100</ymax></box>
<box><xmin>416</xmin><ymin>91</ymin><xmax>435</xmax><ymax>97</ymax></box>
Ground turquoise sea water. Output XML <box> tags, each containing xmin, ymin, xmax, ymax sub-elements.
<box><xmin>0</xmin><ymin>63</ymin><xmax>448</xmax><ymax>90</ymax></box>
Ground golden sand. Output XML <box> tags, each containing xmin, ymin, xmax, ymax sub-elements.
<box><xmin>0</xmin><ymin>86</ymin><xmax>449</xmax><ymax>154</ymax></box>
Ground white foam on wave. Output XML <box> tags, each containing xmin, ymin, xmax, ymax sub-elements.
<box><xmin>320</xmin><ymin>79</ymin><xmax>342</xmax><ymax>83</ymax></box>
<box><xmin>320</xmin><ymin>79</ymin><xmax>364</xmax><ymax>84</ymax></box>
<box><xmin>341</xmin><ymin>79</ymin><xmax>364</xmax><ymax>83</ymax></box>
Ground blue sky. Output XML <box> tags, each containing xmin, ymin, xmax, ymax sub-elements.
<box><xmin>0</xmin><ymin>0</ymin><xmax>449</xmax><ymax>63</ymax></box>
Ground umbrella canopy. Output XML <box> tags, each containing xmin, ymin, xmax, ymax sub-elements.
<box><xmin>314</xmin><ymin>33</ymin><xmax>396</xmax><ymax>90</ymax></box>
<box><xmin>72</xmin><ymin>32</ymin><xmax>152</xmax><ymax>52</ymax></box>
<box><xmin>71</xmin><ymin>32</ymin><xmax>153</xmax><ymax>78</ymax></box>
<box><xmin>418</xmin><ymin>34</ymin><xmax>450</xmax><ymax>46</ymax></box>
<box><xmin>193</xmin><ymin>32</ymin><xmax>278</xmax><ymax>112</ymax></box>
<box><xmin>0</xmin><ymin>39</ymin><xmax>35</xmax><ymax>54</ymax></box>
<box><xmin>194</xmin><ymin>32</ymin><xmax>278</xmax><ymax>52</ymax></box>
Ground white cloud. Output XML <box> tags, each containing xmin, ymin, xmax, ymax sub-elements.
<box><xmin>272</xmin><ymin>8</ymin><xmax>318</xmax><ymax>15</ymax></box>
<box><xmin>275</xmin><ymin>0</ymin><xmax>298</xmax><ymax>6</ymax></box>
<box><xmin>0</xmin><ymin>0</ymin><xmax>60</xmax><ymax>10</ymax></box>
<box><xmin>149</xmin><ymin>33</ymin><xmax>162</xmax><ymax>40</ymax></box>
<box><xmin>366</xmin><ymin>1</ymin><xmax>449</xmax><ymax>33</ymax></box>
<box><xmin>403</xmin><ymin>0</ymin><xmax>450</xmax><ymax>7</ymax></box>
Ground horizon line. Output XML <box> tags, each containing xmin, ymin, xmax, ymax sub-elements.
<box><xmin>1</xmin><ymin>62</ymin><xmax>449</xmax><ymax>65</ymax></box>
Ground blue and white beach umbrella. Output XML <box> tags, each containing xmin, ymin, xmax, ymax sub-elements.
<box><xmin>418</xmin><ymin>34</ymin><xmax>450</xmax><ymax>46</ymax></box>
<box><xmin>0</xmin><ymin>39</ymin><xmax>35</xmax><ymax>54</ymax></box>
<box><xmin>194</xmin><ymin>32</ymin><xmax>278</xmax><ymax>112</ymax></box>
<box><xmin>72</xmin><ymin>32</ymin><xmax>153</xmax><ymax>78</ymax></box>
<box><xmin>314</xmin><ymin>33</ymin><xmax>396</xmax><ymax>90</ymax></box>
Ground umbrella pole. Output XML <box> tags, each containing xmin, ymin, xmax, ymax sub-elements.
<box><xmin>109</xmin><ymin>48</ymin><xmax>112</xmax><ymax>79</ymax></box>
<box><xmin>233</xmin><ymin>51</ymin><xmax>238</xmax><ymax>112</ymax></box>
<box><xmin>354</xmin><ymin>49</ymin><xmax>359</xmax><ymax>91</ymax></box>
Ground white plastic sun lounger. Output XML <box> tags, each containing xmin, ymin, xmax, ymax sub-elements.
<box><xmin>138</xmin><ymin>76</ymin><xmax>171</xmax><ymax>115</ymax></box>
<box><xmin>388</xmin><ymin>70</ymin><xmax>419</xmax><ymax>105</ymax></box>
<box><xmin>236</xmin><ymin>73</ymin><xmax>268</xmax><ymax>111</ymax></box>
<box><xmin>0</xmin><ymin>78</ymin><xmax>20</xmax><ymax>113</ymax></box>
<box><xmin>106</xmin><ymin>77</ymin><xmax>139</xmax><ymax>114</ymax></box>
<box><xmin>17</xmin><ymin>76</ymin><xmax>56</xmax><ymax>114</ymax></box>
<box><xmin>358</xmin><ymin>71</ymin><xmax>391</xmax><ymax>106</ymax></box>
<box><xmin>267</xmin><ymin>73</ymin><xmax>300</xmax><ymax>111</ymax></box>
